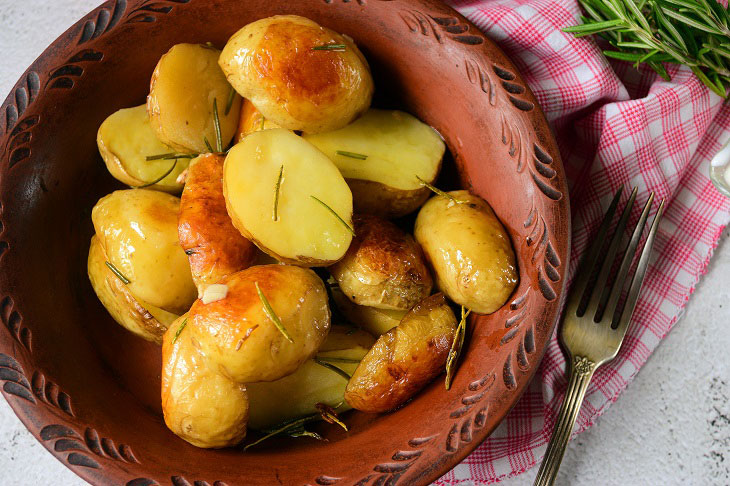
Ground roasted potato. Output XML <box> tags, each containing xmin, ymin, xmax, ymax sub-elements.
<box><xmin>304</xmin><ymin>110</ymin><xmax>445</xmax><ymax>218</ymax></box>
<box><xmin>235</xmin><ymin>98</ymin><xmax>282</xmax><ymax>142</ymax></box>
<box><xmin>189</xmin><ymin>265</ymin><xmax>330</xmax><ymax>383</ymax></box>
<box><xmin>224</xmin><ymin>128</ymin><xmax>353</xmax><ymax>266</ymax></box>
<box><xmin>88</xmin><ymin>236</ymin><xmax>178</xmax><ymax>343</ymax></box>
<box><xmin>162</xmin><ymin>315</ymin><xmax>248</xmax><ymax>448</ymax></box>
<box><xmin>147</xmin><ymin>43</ymin><xmax>242</xmax><ymax>154</ymax></box>
<box><xmin>344</xmin><ymin>293</ymin><xmax>457</xmax><ymax>413</ymax></box>
<box><xmin>92</xmin><ymin>189</ymin><xmax>197</xmax><ymax>314</ymax></box>
<box><xmin>219</xmin><ymin>15</ymin><xmax>373</xmax><ymax>134</ymax></box>
<box><xmin>329</xmin><ymin>215</ymin><xmax>432</xmax><ymax>310</ymax></box>
<box><xmin>97</xmin><ymin>105</ymin><xmax>188</xmax><ymax>193</ymax></box>
<box><xmin>331</xmin><ymin>287</ymin><xmax>405</xmax><ymax>337</ymax></box>
<box><xmin>247</xmin><ymin>326</ymin><xmax>374</xmax><ymax>429</ymax></box>
<box><xmin>179</xmin><ymin>153</ymin><xmax>257</xmax><ymax>293</ymax></box>
<box><xmin>414</xmin><ymin>191</ymin><xmax>518</xmax><ymax>314</ymax></box>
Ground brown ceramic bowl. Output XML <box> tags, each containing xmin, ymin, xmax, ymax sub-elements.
<box><xmin>0</xmin><ymin>1</ymin><xmax>570</xmax><ymax>484</ymax></box>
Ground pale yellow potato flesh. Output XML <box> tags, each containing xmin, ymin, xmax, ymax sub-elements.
<box><xmin>189</xmin><ymin>265</ymin><xmax>330</xmax><ymax>383</ymax></box>
<box><xmin>219</xmin><ymin>15</ymin><xmax>373</xmax><ymax>134</ymax></box>
<box><xmin>414</xmin><ymin>191</ymin><xmax>518</xmax><ymax>314</ymax></box>
<box><xmin>91</xmin><ymin>189</ymin><xmax>197</xmax><ymax>314</ymax></box>
<box><xmin>97</xmin><ymin>105</ymin><xmax>188</xmax><ymax>193</ymax></box>
<box><xmin>147</xmin><ymin>43</ymin><xmax>242</xmax><ymax>154</ymax></box>
<box><xmin>224</xmin><ymin>129</ymin><xmax>353</xmax><ymax>266</ymax></box>
<box><xmin>161</xmin><ymin>315</ymin><xmax>248</xmax><ymax>448</ymax></box>
<box><xmin>304</xmin><ymin>109</ymin><xmax>445</xmax><ymax>217</ymax></box>
<box><xmin>332</xmin><ymin>288</ymin><xmax>405</xmax><ymax>337</ymax></box>
<box><xmin>246</xmin><ymin>327</ymin><xmax>374</xmax><ymax>430</ymax></box>
<box><xmin>87</xmin><ymin>236</ymin><xmax>178</xmax><ymax>343</ymax></box>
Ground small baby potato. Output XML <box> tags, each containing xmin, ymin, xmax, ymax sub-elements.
<box><xmin>147</xmin><ymin>43</ymin><xmax>242</xmax><ymax>154</ymax></box>
<box><xmin>246</xmin><ymin>326</ymin><xmax>374</xmax><ymax>430</ymax></box>
<box><xmin>331</xmin><ymin>288</ymin><xmax>405</xmax><ymax>337</ymax></box>
<box><xmin>97</xmin><ymin>105</ymin><xmax>188</xmax><ymax>193</ymax></box>
<box><xmin>304</xmin><ymin>110</ymin><xmax>445</xmax><ymax>218</ymax></box>
<box><xmin>224</xmin><ymin>128</ymin><xmax>353</xmax><ymax>266</ymax></box>
<box><xmin>92</xmin><ymin>189</ymin><xmax>197</xmax><ymax>314</ymax></box>
<box><xmin>189</xmin><ymin>265</ymin><xmax>330</xmax><ymax>383</ymax></box>
<box><xmin>219</xmin><ymin>15</ymin><xmax>373</xmax><ymax>133</ymax></box>
<box><xmin>414</xmin><ymin>191</ymin><xmax>518</xmax><ymax>314</ymax></box>
<box><xmin>88</xmin><ymin>236</ymin><xmax>178</xmax><ymax>343</ymax></box>
<box><xmin>329</xmin><ymin>215</ymin><xmax>432</xmax><ymax>310</ymax></box>
<box><xmin>179</xmin><ymin>153</ymin><xmax>257</xmax><ymax>294</ymax></box>
<box><xmin>344</xmin><ymin>293</ymin><xmax>457</xmax><ymax>413</ymax></box>
<box><xmin>162</xmin><ymin>315</ymin><xmax>248</xmax><ymax>448</ymax></box>
<box><xmin>235</xmin><ymin>98</ymin><xmax>282</xmax><ymax>143</ymax></box>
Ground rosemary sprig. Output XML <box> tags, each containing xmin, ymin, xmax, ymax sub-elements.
<box><xmin>260</xmin><ymin>116</ymin><xmax>266</xmax><ymax>131</ymax></box>
<box><xmin>133</xmin><ymin>159</ymin><xmax>177</xmax><ymax>188</ymax></box>
<box><xmin>312</xmin><ymin>43</ymin><xmax>346</xmax><ymax>51</ymax></box>
<box><xmin>243</xmin><ymin>414</ymin><xmax>323</xmax><ymax>450</ymax></box>
<box><xmin>316</xmin><ymin>403</ymin><xmax>348</xmax><ymax>432</ymax></box>
<box><xmin>564</xmin><ymin>0</ymin><xmax>730</xmax><ymax>97</ymax></box>
<box><xmin>313</xmin><ymin>358</ymin><xmax>352</xmax><ymax>381</ymax></box>
<box><xmin>336</xmin><ymin>150</ymin><xmax>368</xmax><ymax>160</ymax></box>
<box><xmin>273</xmin><ymin>165</ymin><xmax>283</xmax><ymax>221</ymax></box>
<box><xmin>171</xmin><ymin>317</ymin><xmax>188</xmax><ymax>345</ymax></box>
<box><xmin>105</xmin><ymin>261</ymin><xmax>130</xmax><ymax>284</ymax></box>
<box><xmin>255</xmin><ymin>282</ymin><xmax>294</xmax><ymax>343</ymax></box>
<box><xmin>416</xmin><ymin>176</ymin><xmax>468</xmax><ymax>204</ymax></box>
<box><xmin>314</xmin><ymin>355</ymin><xmax>361</xmax><ymax>364</ymax></box>
<box><xmin>224</xmin><ymin>86</ymin><xmax>235</xmax><ymax>116</ymax></box>
<box><xmin>445</xmin><ymin>306</ymin><xmax>471</xmax><ymax>390</ymax></box>
<box><xmin>310</xmin><ymin>196</ymin><xmax>356</xmax><ymax>235</ymax></box>
<box><xmin>213</xmin><ymin>98</ymin><xmax>223</xmax><ymax>152</ymax></box>
<box><xmin>145</xmin><ymin>153</ymin><xmax>195</xmax><ymax>161</ymax></box>
<box><xmin>203</xmin><ymin>136</ymin><xmax>214</xmax><ymax>153</ymax></box>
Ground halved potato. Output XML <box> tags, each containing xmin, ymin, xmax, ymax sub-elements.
<box><xmin>92</xmin><ymin>189</ymin><xmax>197</xmax><ymax>314</ymax></box>
<box><xmin>189</xmin><ymin>265</ymin><xmax>330</xmax><ymax>383</ymax></box>
<box><xmin>224</xmin><ymin>128</ymin><xmax>353</xmax><ymax>266</ymax></box>
<box><xmin>97</xmin><ymin>105</ymin><xmax>188</xmax><ymax>193</ymax></box>
<box><xmin>147</xmin><ymin>43</ymin><xmax>242</xmax><ymax>154</ymax></box>
<box><xmin>331</xmin><ymin>288</ymin><xmax>405</xmax><ymax>337</ymax></box>
<box><xmin>329</xmin><ymin>215</ymin><xmax>432</xmax><ymax>310</ymax></box>
<box><xmin>179</xmin><ymin>153</ymin><xmax>257</xmax><ymax>293</ymax></box>
<box><xmin>88</xmin><ymin>235</ymin><xmax>178</xmax><ymax>343</ymax></box>
<box><xmin>304</xmin><ymin>110</ymin><xmax>445</xmax><ymax>218</ymax></box>
<box><xmin>162</xmin><ymin>315</ymin><xmax>248</xmax><ymax>448</ymax></box>
<box><xmin>414</xmin><ymin>191</ymin><xmax>518</xmax><ymax>314</ymax></box>
<box><xmin>246</xmin><ymin>327</ymin><xmax>374</xmax><ymax>430</ymax></box>
<box><xmin>344</xmin><ymin>293</ymin><xmax>457</xmax><ymax>413</ymax></box>
<box><xmin>219</xmin><ymin>15</ymin><xmax>373</xmax><ymax>133</ymax></box>
<box><xmin>235</xmin><ymin>98</ymin><xmax>282</xmax><ymax>142</ymax></box>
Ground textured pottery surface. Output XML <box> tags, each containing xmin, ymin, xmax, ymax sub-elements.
<box><xmin>0</xmin><ymin>0</ymin><xmax>570</xmax><ymax>484</ymax></box>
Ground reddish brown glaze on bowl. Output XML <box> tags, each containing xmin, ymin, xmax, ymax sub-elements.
<box><xmin>0</xmin><ymin>1</ymin><xmax>570</xmax><ymax>484</ymax></box>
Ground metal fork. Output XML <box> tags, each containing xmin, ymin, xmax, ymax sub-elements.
<box><xmin>533</xmin><ymin>187</ymin><xmax>665</xmax><ymax>486</ymax></box>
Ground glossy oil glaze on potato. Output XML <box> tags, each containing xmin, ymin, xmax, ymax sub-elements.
<box><xmin>235</xmin><ymin>98</ymin><xmax>282</xmax><ymax>142</ymax></box>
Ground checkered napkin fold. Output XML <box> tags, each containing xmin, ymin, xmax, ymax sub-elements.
<box><xmin>434</xmin><ymin>0</ymin><xmax>730</xmax><ymax>483</ymax></box>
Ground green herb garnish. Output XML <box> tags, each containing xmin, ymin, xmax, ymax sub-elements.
<box><xmin>312</xmin><ymin>43</ymin><xmax>346</xmax><ymax>51</ymax></box>
<box><xmin>255</xmin><ymin>282</ymin><xmax>294</xmax><ymax>343</ymax></box>
<box><xmin>224</xmin><ymin>86</ymin><xmax>235</xmax><ymax>116</ymax></box>
<box><xmin>445</xmin><ymin>306</ymin><xmax>471</xmax><ymax>390</ymax></box>
<box><xmin>273</xmin><ymin>165</ymin><xmax>283</xmax><ymax>222</ymax></box>
<box><xmin>171</xmin><ymin>317</ymin><xmax>188</xmax><ymax>345</ymax></box>
<box><xmin>133</xmin><ymin>159</ymin><xmax>177</xmax><ymax>188</ymax></box>
<box><xmin>105</xmin><ymin>261</ymin><xmax>130</xmax><ymax>284</ymax></box>
<box><xmin>314</xmin><ymin>356</ymin><xmax>361</xmax><ymax>364</ymax></box>
<box><xmin>203</xmin><ymin>136</ymin><xmax>214</xmax><ymax>153</ymax></box>
<box><xmin>314</xmin><ymin>358</ymin><xmax>351</xmax><ymax>381</ymax></box>
<box><xmin>416</xmin><ymin>175</ymin><xmax>467</xmax><ymax>204</ymax></box>
<box><xmin>213</xmin><ymin>98</ymin><xmax>223</xmax><ymax>152</ymax></box>
<box><xmin>244</xmin><ymin>414</ymin><xmax>324</xmax><ymax>450</ymax></box>
<box><xmin>145</xmin><ymin>153</ymin><xmax>194</xmax><ymax>161</ymax></box>
<box><xmin>310</xmin><ymin>196</ymin><xmax>356</xmax><ymax>235</ymax></box>
<box><xmin>316</xmin><ymin>403</ymin><xmax>348</xmax><ymax>432</ymax></box>
<box><xmin>336</xmin><ymin>150</ymin><xmax>368</xmax><ymax>160</ymax></box>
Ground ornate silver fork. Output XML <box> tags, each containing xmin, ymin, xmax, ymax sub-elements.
<box><xmin>533</xmin><ymin>187</ymin><xmax>665</xmax><ymax>486</ymax></box>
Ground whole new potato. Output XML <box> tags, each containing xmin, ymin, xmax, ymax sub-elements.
<box><xmin>414</xmin><ymin>191</ymin><xmax>518</xmax><ymax>314</ymax></box>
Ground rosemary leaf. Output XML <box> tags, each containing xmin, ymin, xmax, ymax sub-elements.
<box><xmin>310</xmin><ymin>196</ymin><xmax>356</xmax><ymax>235</ymax></box>
<box><xmin>255</xmin><ymin>282</ymin><xmax>294</xmax><ymax>343</ymax></box>
<box><xmin>416</xmin><ymin>176</ymin><xmax>468</xmax><ymax>204</ymax></box>
<box><xmin>445</xmin><ymin>306</ymin><xmax>471</xmax><ymax>390</ymax></box>
<box><xmin>145</xmin><ymin>152</ymin><xmax>194</xmax><ymax>161</ymax></box>
<box><xmin>312</xmin><ymin>43</ymin><xmax>346</xmax><ymax>51</ymax></box>
<box><xmin>224</xmin><ymin>86</ymin><xmax>235</xmax><ymax>116</ymax></box>
<box><xmin>316</xmin><ymin>403</ymin><xmax>348</xmax><ymax>432</ymax></box>
<box><xmin>213</xmin><ymin>98</ymin><xmax>223</xmax><ymax>153</ymax></box>
<box><xmin>105</xmin><ymin>261</ymin><xmax>130</xmax><ymax>284</ymax></box>
<box><xmin>204</xmin><ymin>136</ymin><xmax>214</xmax><ymax>153</ymax></box>
<box><xmin>336</xmin><ymin>150</ymin><xmax>368</xmax><ymax>160</ymax></box>
<box><xmin>171</xmin><ymin>317</ymin><xmax>188</xmax><ymax>345</ymax></box>
<box><xmin>244</xmin><ymin>414</ymin><xmax>322</xmax><ymax>450</ymax></box>
<box><xmin>313</xmin><ymin>358</ymin><xmax>351</xmax><ymax>381</ymax></box>
<box><xmin>133</xmin><ymin>159</ymin><xmax>177</xmax><ymax>188</ymax></box>
<box><xmin>273</xmin><ymin>165</ymin><xmax>283</xmax><ymax>222</ymax></box>
<box><xmin>314</xmin><ymin>355</ymin><xmax>361</xmax><ymax>364</ymax></box>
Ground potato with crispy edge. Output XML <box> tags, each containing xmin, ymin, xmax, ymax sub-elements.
<box><xmin>331</xmin><ymin>288</ymin><xmax>405</xmax><ymax>337</ymax></box>
<box><xmin>304</xmin><ymin>110</ymin><xmax>445</xmax><ymax>218</ymax></box>
<box><xmin>92</xmin><ymin>189</ymin><xmax>197</xmax><ymax>314</ymax></box>
<box><xmin>189</xmin><ymin>265</ymin><xmax>330</xmax><ymax>383</ymax></box>
<box><xmin>179</xmin><ymin>153</ymin><xmax>257</xmax><ymax>294</ymax></box>
<box><xmin>148</xmin><ymin>43</ymin><xmax>242</xmax><ymax>154</ymax></box>
<box><xmin>235</xmin><ymin>98</ymin><xmax>282</xmax><ymax>142</ymax></box>
<box><xmin>88</xmin><ymin>236</ymin><xmax>178</xmax><ymax>343</ymax></box>
<box><xmin>247</xmin><ymin>326</ymin><xmax>374</xmax><ymax>430</ymax></box>
<box><xmin>344</xmin><ymin>293</ymin><xmax>457</xmax><ymax>413</ymax></box>
<box><xmin>162</xmin><ymin>314</ymin><xmax>248</xmax><ymax>448</ymax></box>
<box><xmin>97</xmin><ymin>105</ymin><xmax>188</xmax><ymax>193</ymax></box>
<box><xmin>224</xmin><ymin>128</ymin><xmax>353</xmax><ymax>266</ymax></box>
<box><xmin>219</xmin><ymin>15</ymin><xmax>373</xmax><ymax>134</ymax></box>
<box><xmin>414</xmin><ymin>191</ymin><xmax>518</xmax><ymax>314</ymax></box>
<box><xmin>329</xmin><ymin>215</ymin><xmax>432</xmax><ymax>310</ymax></box>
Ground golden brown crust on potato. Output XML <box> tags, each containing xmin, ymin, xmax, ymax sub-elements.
<box><xmin>346</xmin><ymin>179</ymin><xmax>431</xmax><ymax>219</ymax></box>
<box><xmin>179</xmin><ymin>154</ymin><xmax>257</xmax><ymax>293</ymax></box>
<box><xmin>329</xmin><ymin>215</ymin><xmax>433</xmax><ymax>310</ymax></box>
<box><xmin>235</xmin><ymin>99</ymin><xmax>281</xmax><ymax>142</ymax></box>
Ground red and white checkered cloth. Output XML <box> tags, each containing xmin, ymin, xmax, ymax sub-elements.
<box><xmin>436</xmin><ymin>0</ymin><xmax>730</xmax><ymax>483</ymax></box>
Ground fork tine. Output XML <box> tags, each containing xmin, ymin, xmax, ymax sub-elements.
<box><xmin>583</xmin><ymin>187</ymin><xmax>638</xmax><ymax>320</ymax></box>
<box><xmin>602</xmin><ymin>192</ymin><xmax>655</xmax><ymax>325</ymax></box>
<box><xmin>613</xmin><ymin>199</ymin><xmax>665</xmax><ymax>335</ymax></box>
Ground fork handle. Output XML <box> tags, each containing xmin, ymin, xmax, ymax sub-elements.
<box><xmin>533</xmin><ymin>356</ymin><xmax>596</xmax><ymax>486</ymax></box>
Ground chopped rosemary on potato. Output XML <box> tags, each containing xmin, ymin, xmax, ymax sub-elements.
<box><xmin>133</xmin><ymin>159</ymin><xmax>178</xmax><ymax>188</ymax></box>
<box><xmin>255</xmin><ymin>282</ymin><xmax>294</xmax><ymax>343</ymax></box>
<box><xmin>171</xmin><ymin>317</ymin><xmax>188</xmax><ymax>345</ymax></box>
<box><xmin>243</xmin><ymin>414</ymin><xmax>323</xmax><ymax>450</ymax></box>
<box><xmin>203</xmin><ymin>136</ymin><xmax>214</xmax><ymax>153</ymax></box>
<box><xmin>145</xmin><ymin>152</ymin><xmax>195</xmax><ymax>161</ymax></box>
<box><xmin>260</xmin><ymin>116</ymin><xmax>266</xmax><ymax>131</ymax></box>
<box><xmin>314</xmin><ymin>356</ymin><xmax>361</xmax><ymax>364</ymax></box>
<box><xmin>316</xmin><ymin>403</ymin><xmax>348</xmax><ymax>432</ymax></box>
<box><xmin>445</xmin><ymin>306</ymin><xmax>471</xmax><ymax>390</ymax></box>
<box><xmin>336</xmin><ymin>150</ymin><xmax>368</xmax><ymax>160</ymax></box>
<box><xmin>312</xmin><ymin>43</ymin><xmax>346</xmax><ymax>51</ymax></box>
<box><xmin>416</xmin><ymin>175</ymin><xmax>467</xmax><ymax>204</ymax></box>
<box><xmin>310</xmin><ymin>196</ymin><xmax>355</xmax><ymax>236</ymax></box>
<box><xmin>213</xmin><ymin>98</ymin><xmax>223</xmax><ymax>153</ymax></box>
<box><xmin>224</xmin><ymin>86</ymin><xmax>235</xmax><ymax>116</ymax></box>
<box><xmin>313</xmin><ymin>358</ymin><xmax>351</xmax><ymax>381</ymax></box>
<box><xmin>273</xmin><ymin>165</ymin><xmax>283</xmax><ymax>221</ymax></box>
<box><xmin>104</xmin><ymin>261</ymin><xmax>130</xmax><ymax>284</ymax></box>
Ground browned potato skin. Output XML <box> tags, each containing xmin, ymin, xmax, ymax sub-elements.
<box><xmin>234</xmin><ymin>99</ymin><xmax>281</xmax><ymax>142</ymax></box>
<box><xmin>345</xmin><ymin>293</ymin><xmax>457</xmax><ymax>413</ymax></box>
<box><xmin>179</xmin><ymin>154</ymin><xmax>257</xmax><ymax>293</ymax></box>
<box><xmin>347</xmin><ymin>179</ymin><xmax>431</xmax><ymax>219</ymax></box>
<box><xmin>329</xmin><ymin>215</ymin><xmax>432</xmax><ymax>310</ymax></box>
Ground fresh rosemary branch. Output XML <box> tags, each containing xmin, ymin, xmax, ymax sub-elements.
<box><xmin>255</xmin><ymin>282</ymin><xmax>294</xmax><ymax>343</ymax></box>
<box><xmin>273</xmin><ymin>165</ymin><xmax>283</xmax><ymax>222</ymax></box>
<box><xmin>445</xmin><ymin>306</ymin><xmax>471</xmax><ymax>390</ymax></box>
<box><xmin>416</xmin><ymin>176</ymin><xmax>468</xmax><ymax>204</ymax></box>
<box><xmin>310</xmin><ymin>196</ymin><xmax>356</xmax><ymax>235</ymax></box>
<box><xmin>105</xmin><ymin>261</ymin><xmax>130</xmax><ymax>284</ymax></box>
<box><xmin>313</xmin><ymin>358</ymin><xmax>352</xmax><ymax>381</ymax></box>
<box><xmin>336</xmin><ymin>150</ymin><xmax>368</xmax><ymax>160</ymax></box>
<box><xmin>213</xmin><ymin>98</ymin><xmax>223</xmax><ymax>153</ymax></box>
<box><xmin>312</xmin><ymin>43</ymin><xmax>346</xmax><ymax>51</ymax></box>
<box><xmin>171</xmin><ymin>317</ymin><xmax>188</xmax><ymax>345</ymax></box>
<box><xmin>243</xmin><ymin>414</ymin><xmax>323</xmax><ymax>450</ymax></box>
<box><xmin>133</xmin><ymin>159</ymin><xmax>177</xmax><ymax>188</ymax></box>
<box><xmin>564</xmin><ymin>0</ymin><xmax>730</xmax><ymax>97</ymax></box>
<box><xmin>224</xmin><ymin>86</ymin><xmax>235</xmax><ymax>116</ymax></box>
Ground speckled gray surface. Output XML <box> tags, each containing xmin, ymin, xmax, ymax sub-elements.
<box><xmin>0</xmin><ymin>1</ymin><xmax>728</xmax><ymax>485</ymax></box>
